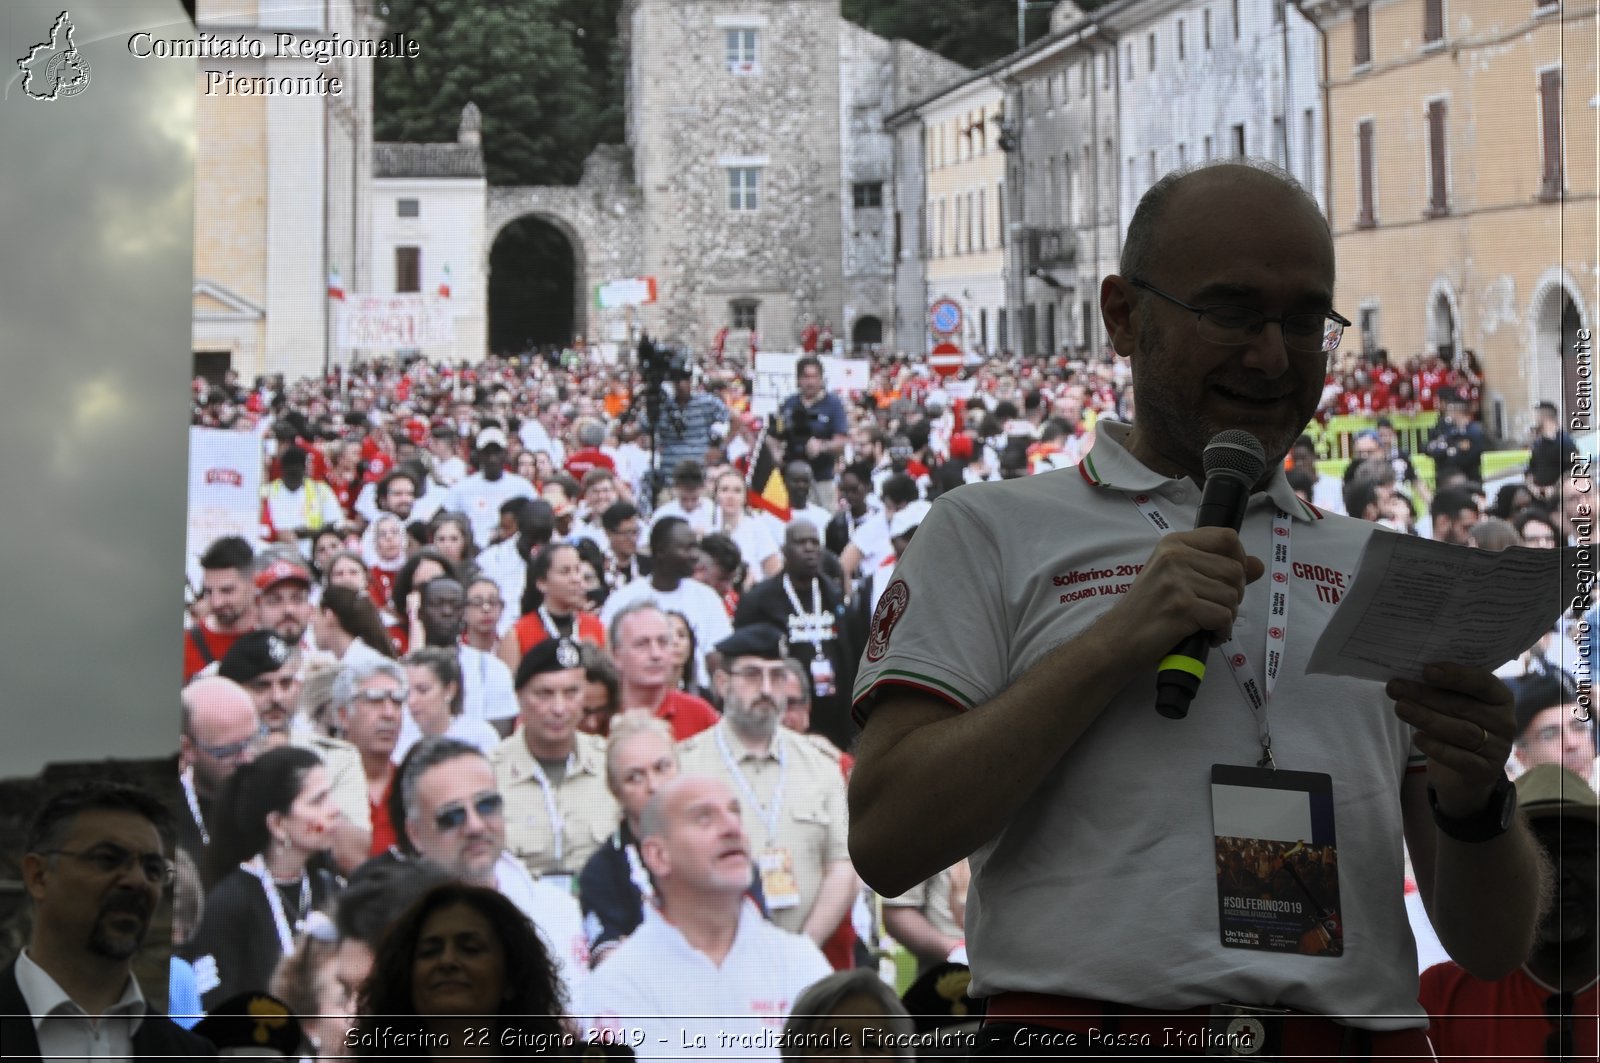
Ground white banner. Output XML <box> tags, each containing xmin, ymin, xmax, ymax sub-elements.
<box><xmin>335</xmin><ymin>293</ymin><xmax>455</xmax><ymax>349</ymax></box>
<box><xmin>751</xmin><ymin>353</ymin><xmax>872</xmax><ymax>418</ymax></box>
<box><xmin>187</xmin><ymin>427</ymin><xmax>264</xmax><ymax>567</ymax></box>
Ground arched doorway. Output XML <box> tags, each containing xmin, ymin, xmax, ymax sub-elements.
<box><xmin>1428</xmin><ymin>289</ymin><xmax>1458</xmax><ymax>364</ymax></box>
<box><xmin>488</xmin><ymin>216</ymin><xmax>583</xmax><ymax>358</ymax></box>
<box><xmin>1533</xmin><ymin>284</ymin><xmax>1587</xmax><ymax>415</ymax></box>
<box><xmin>852</xmin><ymin>315</ymin><xmax>883</xmax><ymax>353</ymax></box>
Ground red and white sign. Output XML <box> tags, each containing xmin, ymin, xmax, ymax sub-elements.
<box><xmin>929</xmin><ymin>341</ymin><xmax>963</xmax><ymax>379</ymax></box>
<box><xmin>335</xmin><ymin>294</ymin><xmax>455</xmax><ymax>349</ymax></box>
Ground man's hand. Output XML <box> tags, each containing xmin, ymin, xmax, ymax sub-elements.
<box><xmin>1387</xmin><ymin>663</ymin><xmax>1514</xmax><ymax>815</ymax></box>
<box><xmin>1098</xmin><ymin>527</ymin><xmax>1267</xmax><ymax>664</ymax></box>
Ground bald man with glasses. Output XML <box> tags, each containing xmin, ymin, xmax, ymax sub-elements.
<box><xmin>4</xmin><ymin>782</ymin><xmax>216</xmax><ymax>1059</ymax></box>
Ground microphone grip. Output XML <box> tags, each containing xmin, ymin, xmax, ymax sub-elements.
<box><xmin>1155</xmin><ymin>631</ymin><xmax>1212</xmax><ymax>719</ymax></box>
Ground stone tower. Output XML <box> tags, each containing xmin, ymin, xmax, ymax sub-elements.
<box><xmin>622</xmin><ymin>0</ymin><xmax>846</xmax><ymax>352</ymax></box>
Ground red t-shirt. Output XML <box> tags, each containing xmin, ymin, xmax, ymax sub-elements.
<box><xmin>564</xmin><ymin>448</ymin><xmax>617</xmax><ymax>482</ymax></box>
<box><xmin>182</xmin><ymin>622</ymin><xmax>246</xmax><ymax>683</ymax></box>
<box><xmin>1419</xmin><ymin>963</ymin><xmax>1597</xmax><ymax>1063</ymax></box>
<box><xmin>654</xmin><ymin>690</ymin><xmax>719</xmax><ymax>741</ymax></box>
<box><xmin>369</xmin><ymin>774</ymin><xmax>397</xmax><ymax>857</ymax></box>
<box><xmin>512</xmin><ymin>611</ymin><xmax>606</xmax><ymax>655</ymax></box>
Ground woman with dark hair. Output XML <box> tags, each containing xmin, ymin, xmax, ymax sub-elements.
<box><xmin>460</xmin><ymin>574</ymin><xmax>507</xmax><ymax>656</ymax></box>
<box><xmin>185</xmin><ymin>746</ymin><xmax>341</xmax><ymax>1012</ymax></box>
<box><xmin>497</xmin><ymin>542</ymin><xmax>605</xmax><ymax>672</ymax></box>
<box><xmin>390</xmin><ymin>548</ymin><xmax>458</xmax><ymax>653</ymax></box>
<box><xmin>395</xmin><ymin>646</ymin><xmax>500</xmax><ymax>759</ymax></box>
<box><xmin>573</xmin><ymin>537</ymin><xmax>610</xmax><ymax>612</ymax></box>
<box><xmin>309</xmin><ymin>527</ymin><xmax>348</xmax><ymax>589</ymax></box>
<box><xmin>353</xmin><ymin>883</ymin><xmax>581</xmax><ymax>1058</ymax></box>
<box><xmin>429</xmin><ymin>512</ymin><xmax>479</xmax><ymax>575</ymax></box>
<box><xmin>314</xmin><ymin>584</ymin><xmax>397</xmax><ymax>665</ymax></box>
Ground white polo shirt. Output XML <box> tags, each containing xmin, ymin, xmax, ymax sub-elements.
<box><xmin>580</xmin><ymin>901</ymin><xmax>831</xmax><ymax>1061</ymax></box>
<box><xmin>854</xmin><ymin>420</ymin><xmax>1428</xmax><ymax>1029</ymax></box>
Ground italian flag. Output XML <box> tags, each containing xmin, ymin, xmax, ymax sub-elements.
<box><xmin>437</xmin><ymin>263</ymin><xmax>452</xmax><ymax>299</ymax></box>
<box><xmin>327</xmin><ymin>268</ymin><xmax>345</xmax><ymax>301</ymax></box>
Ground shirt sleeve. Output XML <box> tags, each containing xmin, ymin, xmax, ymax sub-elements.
<box><xmin>852</xmin><ymin>490</ymin><xmax>1013</xmax><ymax>721</ymax></box>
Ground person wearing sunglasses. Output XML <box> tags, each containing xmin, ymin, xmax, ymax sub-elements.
<box><xmin>376</xmin><ymin>736</ymin><xmax>589</xmax><ymax>1005</ymax></box>
<box><xmin>5</xmin><ymin>782</ymin><xmax>215</xmax><ymax>1059</ymax></box>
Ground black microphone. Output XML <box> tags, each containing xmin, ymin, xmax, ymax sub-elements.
<box><xmin>1155</xmin><ymin>430</ymin><xmax>1268</xmax><ymax>720</ymax></box>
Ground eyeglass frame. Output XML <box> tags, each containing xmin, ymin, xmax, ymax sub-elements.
<box><xmin>1128</xmin><ymin>277</ymin><xmax>1351</xmax><ymax>354</ymax></box>
<box><xmin>431</xmin><ymin>791</ymin><xmax>505</xmax><ymax>832</ymax></box>
<box><xmin>354</xmin><ymin>687</ymin><xmax>408</xmax><ymax>705</ymax></box>
<box><xmin>189</xmin><ymin>722</ymin><xmax>270</xmax><ymax>761</ymax></box>
<box><xmin>37</xmin><ymin>844</ymin><xmax>177</xmax><ymax>885</ymax></box>
<box><xmin>729</xmin><ymin>663</ymin><xmax>795</xmax><ymax>687</ymax></box>
<box><xmin>466</xmin><ymin>596</ymin><xmax>504</xmax><ymax>610</ymax></box>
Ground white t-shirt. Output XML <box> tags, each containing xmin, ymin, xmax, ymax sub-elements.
<box><xmin>495</xmin><ymin>852</ymin><xmax>589</xmax><ymax>1004</ymax></box>
<box><xmin>444</xmin><ymin>472</ymin><xmax>538</xmax><ymax>548</ymax></box>
<box><xmin>649</xmin><ymin>497</ymin><xmax>717</xmax><ymax>536</ymax></box>
<box><xmin>392</xmin><ymin>711</ymin><xmax>502</xmax><ymax>763</ymax></box>
<box><xmin>518</xmin><ymin>421</ymin><xmax>567</xmax><ymax>467</ymax></box>
<box><xmin>580</xmin><ymin>901</ymin><xmax>831</xmax><ymax>1061</ymax></box>
<box><xmin>459</xmin><ymin>644</ymin><xmax>518</xmax><ymax>723</ymax></box>
<box><xmin>846</xmin><ymin>511</ymin><xmax>894</xmax><ymax>574</ymax></box>
<box><xmin>854</xmin><ymin>420</ymin><xmax>1429</xmax><ymax>1028</ymax></box>
<box><xmin>599</xmin><ymin>577</ymin><xmax>732</xmax><ymax>688</ymax></box>
<box><xmin>475</xmin><ymin>539</ymin><xmax>527</xmax><ymax>637</ymax></box>
<box><xmin>709</xmin><ymin>511</ymin><xmax>781</xmax><ymax>575</ymax></box>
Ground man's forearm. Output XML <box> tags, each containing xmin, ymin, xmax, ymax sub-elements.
<box><xmin>882</xmin><ymin>905</ymin><xmax>961</xmax><ymax>966</ymax></box>
<box><xmin>801</xmin><ymin>861</ymin><xmax>860</xmax><ymax>945</ymax></box>
<box><xmin>1425</xmin><ymin>818</ymin><xmax>1549</xmax><ymax>979</ymax></box>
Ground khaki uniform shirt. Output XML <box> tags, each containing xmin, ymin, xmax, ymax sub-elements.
<box><xmin>493</xmin><ymin>730</ymin><xmax>618</xmax><ymax>881</ymax></box>
<box><xmin>882</xmin><ymin>866</ymin><xmax>963</xmax><ymax>972</ymax></box>
<box><xmin>290</xmin><ymin>731</ymin><xmax>371</xmax><ymax>832</ymax></box>
<box><xmin>677</xmin><ymin>721</ymin><xmax>850</xmax><ymax>935</ymax></box>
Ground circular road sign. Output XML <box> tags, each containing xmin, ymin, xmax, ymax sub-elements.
<box><xmin>930</xmin><ymin>299</ymin><xmax>963</xmax><ymax>336</ymax></box>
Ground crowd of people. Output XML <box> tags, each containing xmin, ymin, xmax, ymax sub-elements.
<box><xmin>9</xmin><ymin>156</ymin><xmax>1594</xmax><ymax>1062</ymax></box>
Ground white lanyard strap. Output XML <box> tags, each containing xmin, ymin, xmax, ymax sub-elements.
<box><xmin>245</xmin><ymin>856</ymin><xmax>306</xmax><ymax>958</ymax></box>
<box><xmin>181</xmin><ymin>768</ymin><xmax>209</xmax><ymax>847</ymax></box>
<box><xmin>1123</xmin><ymin>492</ymin><xmax>1293</xmax><ymax>766</ymax></box>
<box><xmin>537</xmin><ymin>606</ymin><xmax>570</xmax><ymax>641</ymax></box>
<box><xmin>782</xmin><ymin>575</ymin><xmax>826</xmax><ymax>646</ymax></box>
<box><xmin>714</xmin><ymin>726</ymin><xmax>786</xmax><ymax>843</ymax></box>
<box><xmin>623</xmin><ymin>841</ymin><xmax>656</xmax><ymax>908</ymax></box>
<box><xmin>523</xmin><ymin>753</ymin><xmax>574</xmax><ymax>865</ymax></box>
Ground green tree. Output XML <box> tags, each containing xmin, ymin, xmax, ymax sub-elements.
<box><xmin>842</xmin><ymin>0</ymin><xmax>1113</xmax><ymax>69</ymax></box>
<box><xmin>374</xmin><ymin>0</ymin><xmax>599</xmax><ymax>186</ymax></box>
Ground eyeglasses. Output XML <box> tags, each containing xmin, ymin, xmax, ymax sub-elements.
<box><xmin>356</xmin><ymin>688</ymin><xmax>407</xmax><ymax>705</ymax></box>
<box><xmin>466</xmin><ymin>597</ymin><xmax>503</xmax><ymax>610</ymax></box>
<box><xmin>39</xmin><ymin>844</ymin><xmax>176</xmax><ymax>885</ymax></box>
<box><xmin>730</xmin><ymin>665</ymin><xmax>792</xmax><ymax>687</ymax></box>
<box><xmin>191</xmin><ymin>723</ymin><xmax>270</xmax><ymax>761</ymax></box>
<box><xmin>432</xmin><ymin>792</ymin><xmax>505</xmax><ymax>831</ymax></box>
<box><xmin>1129</xmin><ymin>278</ymin><xmax>1350</xmax><ymax>354</ymax></box>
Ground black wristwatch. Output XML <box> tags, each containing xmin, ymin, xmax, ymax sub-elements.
<box><xmin>1428</xmin><ymin>777</ymin><xmax>1516</xmax><ymax>843</ymax></box>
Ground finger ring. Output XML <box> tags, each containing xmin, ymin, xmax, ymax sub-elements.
<box><xmin>1472</xmin><ymin>723</ymin><xmax>1489</xmax><ymax>754</ymax></box>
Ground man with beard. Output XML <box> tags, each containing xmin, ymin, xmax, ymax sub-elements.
<box><xmin>1420</xmin><ymin>766</ymin><xmax>1598</xmax><ymax>1061</ymax></box>
<box><xmin>261</xmin><ymin>445</ymin><xmax>346</xmax><ymax>554</ymax></box>
<box><xmin>415</xmin><ymin>576</ymin><xmax>518</xmax><ymax>733</ymax></box>
<box><xmin>850</xmin><ymin>161</ymin><xmax>1542</xmax><ymax>1054</ymax></box>
<box><xmin>252</xmin><ymin>552</ymin><xmax>314</xmax><ymax>648</ymax></box>
<box><xmin>382</xmin><ymin>737</ymin><xmax>589</xmax><ymax>1003</ymax></box>
<box><xmin>217</xmin><ymin>632</ymin><xmax>372</xmax><ymax>874</ymax></box>
<box><xmin>183</xmin><ymin>535</ymin><xmax>256</xmax><ymax>682</ymax></box>
<box><xmin>176</xmin><ymin>676</ymin><xmax>263</xmax><ymax>862</ymax></box>
<box><xmin>733</xmin><ymin>521</ymin><xmax>856</xmax><ymax>751</ymax></box>
<box><xmin>679</xmin><ymin>625</ymin><xmax>857</xmax><ymax>963</ymax></box>
<box><xmin>443</xmin><ymin>428</ymin><xmax>537</xmax><ymax>548</ymax></box>
<box><xmin>4</xmin><ymin>783</ymin><xmax>215</xmax><ymax>1057</ymax></box>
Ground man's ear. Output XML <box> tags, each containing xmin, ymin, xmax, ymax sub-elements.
<box><xmin>1100</xmin><ymin>275</ymin><xmax>1141</xmax><ymax>360</ymax></box>
<box><xmin>21</xmin><ymin>852</ymin><xmax>49</xmax><ymax>902</ymax></box>
<box><xmin>640</xmin><ymin>837</ymin><xmax>669</xmax><ymax>880</ymax></box>
<box><xmin>711</xmin><ymin>668</ymin><xmax>729</xmax><ymax>702</ymax></box>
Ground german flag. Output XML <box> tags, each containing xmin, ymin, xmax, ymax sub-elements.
<box><xmin>745</xmin><ymin>421</ymin><xmax>790</xmax><ymax>520</ymax></box>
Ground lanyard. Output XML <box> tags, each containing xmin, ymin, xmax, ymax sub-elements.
<box><xmin>714</xmin><ymin>726</ymin><xmax>787</xmax><ymax>843</ymax></box>
<box><xmin>181</xmin><ymin>768</ymin><xmax>208</xmax><ymax>847</ymax></box>
<box><xmin>1122</xmin><ymin>492</ymin><xmax>1293</xmax><ymax>769</ymax></box>
<box><xmin>623</xmin><ymin>841</ymin><xmax>656</xmax><ymax>908</ymax></box>
<box><xmin>245</xmin><ymin>856</ymin><xmax>307</xmax><ymax>958</ymax></box>
<box><xmin>537</xmin><ymin>606</ymin><xmax>571</xmax><ymax>641</ymax></box>
<box><xmin>782</xmin><ymin>575</ymin><xmax>826</xmax><ymax>646</ymax></box>
<box><xmin>523</xmin><ymin>752</ymin><xmax>574</xmax><ymax>865</ymax></box>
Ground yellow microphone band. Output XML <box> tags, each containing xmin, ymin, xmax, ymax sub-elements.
<box><xmin>1159</xmin><ymin>655</ymin><xmax>1206</xmax><ymax>679</ymax></box>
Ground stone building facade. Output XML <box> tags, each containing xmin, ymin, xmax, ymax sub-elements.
<box><xmin>1303</xmin><ymin>0</ymin><xmax>1595</xmax><ymax>439</ymax></box>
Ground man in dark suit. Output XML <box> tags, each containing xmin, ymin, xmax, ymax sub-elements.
<box><xmin>3</xmin><ymin>781</ymin><xmax>215</xmax><ymax>1059</ymax></box>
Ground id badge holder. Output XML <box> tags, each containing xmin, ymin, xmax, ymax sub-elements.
<box><xmin>1211</xmin><ymin>765</ymin><xmax>1343</xmax><ymax>957</ymax></box>
<box><xmin>809</xmin><ymin>655</ymin><xmax>835</xmax><ymax>698</ymax></box>
<box><xmin>758</xmin><ymin>847</ymin><xmax>801</xmax><ymax>909</ymax></box>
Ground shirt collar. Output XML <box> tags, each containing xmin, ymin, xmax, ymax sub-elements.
<box><xmin>15</xmin><ymin>948</ymin><xmax>147</xmax><ymax>1033</ymax></box>
<box><xmin>1077</xmin><ymin>421</ymin><xmax>1322</xmax><ymax>523</ymax></box>
<box><xmin>716</xmin><ymin>718</ymin><xmax>782</xmax><ymax>762</ymax></box>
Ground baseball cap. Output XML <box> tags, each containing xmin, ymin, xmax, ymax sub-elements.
<box><xmin>1516</xmin><ymin>764</ymin><xmax>1600</xmax><ymax>824</ymax></box>
<box><xmin>475</xmin><ymin>427</ymin><xmax>509</xmax><ymax>450</ymax></box>
<box><xmin>218</xmin><ymin>631</ymin><xmax>297</xmax><ymax>684</ymax></box>
<box><xmin>889</xmin><ymin>499</ymin><xmax>932</xmax><ymax>539</ymax></box>
<box><xmin>254</xmin><ymin>557</ymin><xmax>312</xmax><ymax>592</ymax></box>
